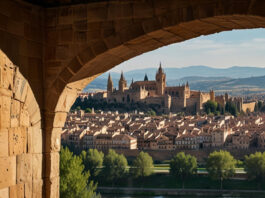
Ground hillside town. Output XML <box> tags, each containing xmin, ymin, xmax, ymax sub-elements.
<box><xmin>62</xmin><ymin>110</ymin><xmax>265</xmax><ymax>151</ymax></box>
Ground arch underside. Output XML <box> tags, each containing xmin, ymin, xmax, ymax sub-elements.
<box><xmin>67</xmin><ymin>15</ymin><xmax>265</xmax><ymax>90</ymax></box>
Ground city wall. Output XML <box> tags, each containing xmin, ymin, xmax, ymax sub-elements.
<box><xmin>242</xmin><ymin>102</ymin><xmax>256</xmax><ymax>112</ymax></box>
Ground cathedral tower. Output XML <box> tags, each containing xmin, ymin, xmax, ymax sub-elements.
<box><xmin>156</xmin><ymin>62</ymin><xmax>166</xmax><ymax>96</ymax></box>
<box><xmin>119</xmin><ymin>71</ymin><xmax>127</xmax><ymax>92</ymax></box>
<box><xmin>107</xmin><ymin>73</ymin><xmax>113</xmax><ymax>92</ymax></box>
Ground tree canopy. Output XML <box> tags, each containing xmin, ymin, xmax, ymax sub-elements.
<box><xmin>244</xmin><ymin>152</ymin><xmax>265</xmax><ymax>182</ymax></box>
<box><xmin>60</xmin><ymin>147</ymin><xmax>100</xmax><ymax>198</ymax></box>
<box><xmin>130</xmin><ymin>151</ymin><xmax>154</xmax><ymax>178</ymax></box>
<box><xmin>170</xmin><ymin>152</ymin><xmax>197</xmax><ymax>188</ymax></box>
<box><xmin>103</xmin><ymin>149</ymin><xmax>128</xmax><ymax>182</ymax></box>
<box><xmin>81</xmin><ymin>149</ymin><xmax>104</xmax><ymax>177</ymax></box>
<box><xmin>225</xmin><ymin>101</ymin><xmax>238</xmax><ymax>116</ymax></box>
<box><xmin>204</xmin><ymin>100</ymin><xmax>218</xmax><ymax>114</ymax></box>
<box><xmin>206</xmin><ymin>150</ymin><xmax>236</xmax><ymax>189</ymax></box>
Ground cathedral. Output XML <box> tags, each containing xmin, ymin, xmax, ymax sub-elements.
<box><xmin>106</xmin><ymin>63</ymin><xmax>215</xmax><ymax>114</ymax></box>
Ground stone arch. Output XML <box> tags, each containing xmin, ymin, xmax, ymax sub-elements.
<box><xmin>0</xmin><ymin>50</ymin><xmax>45</xmax><ymax>197</ymax></box>
<box><xmin>41</xmin><ymin>0</ymin><xmax>265</xmax><ymax>197</ymax></box>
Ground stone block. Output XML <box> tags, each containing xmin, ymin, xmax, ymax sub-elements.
<box><xmin>0</xmin><ymin>59</ymin><xmax>14</xmax><ymax>90</ymax></box>
<box><xmin>133</xmin><ymin>1</ymin><xmax>154</xmax><ymax>18</ymax></box>
<box><xmin>24</xmin><ymin>182</ymin><xmax>32</xmax><ymax>198</ymax></box>
<box><xmin>20</xmin><ymin>104</ymin><xmax>30</xmax><ymax>127</ymax></box>
<box><xmin>0</xmin><ymin>156</ymin><xmax>16</xmax><ymax>189</ymax></box>
<box><xmin>9</xmin><ymin>183</ymin><xmax>24</xmax><ymax>198</ymax></box>
<box><xmin>142</xmin><ymin>18</ymin><xmax>161</xmax><ymax>34</ymax></box>
<box><xmin>32</xmin><ymin>153</ymin><xmax>43</xmax><ymax>180</ymax></box>
<box><xmin>54</xmin><ymin>112</ymin><xmax>67</xmax><ymax>128</ymax></box>
<box><xmin>29</xmin><ymin>108</ymin><xmax>41</xmax><ymax>127</ymax></box>
<box><xmin>60</xmin><ymin>27</ymin><xmax>73</xmax><ymax>42</ymax></box>
<box><xmin>77</xmin><ymin>47</ymin><xmax>95</xmax><ymax>65</ymax></box>
<box><xmin>44</xmin><ymin>177</ymin><xmax>59</xmax><ymax>198</ymax></box>
<box><xmin>27</xmin><ymin>127</ymin><xmax>33</xmax><ymax>153</ymax></box>
<box><xmin>9</xmin><ymin>127</ymin><xmax>27</xmax><ymax>156</ymax></box>
<box><xmin>60</xmin><ymin>67</ymin><xmax>73</xmax><ymax>83</ymax></box>
<box><xmin>16</xmin><ymin>153</ymin><xmax>32</xmax><ymax>183</ymax></box>
<box><xmin>10</xmin><ymin>99</ymin><xmax>20</xmax><ymax>128</ymax></box>
<box><xmin>108</xmin><ymin>2</ymin><xmax>133</xmax><ymax>19</ymax></box>
<box><xmin>73</xmin><ymin>6</ymin><xmax>87</xmax><ymax>20</ymax></box>
<box><xmin>13</xmin><ymin>67</ymin><xmax>28</xmax><ymax>103</ymax></box>
<box><xmin>58</xmin><ymin>7</ymin><xmax>73</xmax><ymax>25</ymax></box>
<box><xmin>0</xmin><ymin>129</ymin><xmax>8</xmax><ymax>156</ymax></box>
<box><xmin>45</xmin><ymin>152</ymin><xmax>59</xmax><ymax>178</ymax></box>
<box><xmin>32</xmin><ymin>180</ymin><xmax>43</xmax><ymax>198</ymax></box>
<box><xmin>26</xmin><ymin>41</ymin><xmax>42</xmax><ymax>59</ymax></box>
<box><xmin>90</xmin><ymin>40</ymin><xmax>108</xmax><ymax>57</ymax></box>
<box><xmin>0</xmin><ymin>187</ymin><xmax>9</xmax><ymax>198</ymax></box>
<box><xmin>67</xmin><ymin>57</ymin><xmax>82</xmax><ymax>74</ymax></box>
<box><xmin>0</xmin><ymin>95</ymin><xmax>11</xmax><ymax>128</ymax></box>
<box><xmin>24</xmin><ymin>86</ymin><xmax>39</xmax><ymax>121</ymax></box>
<box><xmin>31</xmin><ymin>122</ymin><xmax>43</xmax><ymax>154</ymax></box>
<box><xmin>45</xmin><ymin>128</ymin><xmax>61</xmax><ymax>153</ymax></box>
<box><xmin>87</xmin><ymin>4</ymin><xmax>107</xmax><ymax>22</ymax></box>
<box><xmin>147</xmin><ymin>29</ymin><xmax>183</xmax><ymax>45</ymax></box>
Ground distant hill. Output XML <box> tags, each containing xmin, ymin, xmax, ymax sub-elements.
<box><xmin>83</xmin><ymin>66</ymin><xmax>265</xmax><ymax>95</ymax></box>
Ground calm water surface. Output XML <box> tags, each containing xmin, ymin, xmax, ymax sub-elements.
<box><xmin>101</xmin><ymin>195</ymin><xmax>245</xmax><ymax>198</ymax></box>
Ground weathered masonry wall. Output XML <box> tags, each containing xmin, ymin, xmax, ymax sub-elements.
<box><xmin>0</xmin><ymin>51</ymin><xmax>44</xmax><ymax>197</ymax></box>
<box><xmin>0</xmin><ymin>0</ymin><xmax>265</xmax><ymax>197</ymax></box>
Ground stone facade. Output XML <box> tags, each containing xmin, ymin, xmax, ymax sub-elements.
<box><xmin>106</xmin><ymin>64</ymin><xmax>212</xmax><ymax>114</ymax></box>
<box><xmin>0</xmin><ymin>0</ymin><xmax>265</xmax><ymax>197</ymax></box>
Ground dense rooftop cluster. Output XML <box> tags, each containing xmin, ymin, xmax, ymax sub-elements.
<box><xmin>62</xmin><ymin>110</ymin><xmax>265</xmax><ymax>151</ymax></box>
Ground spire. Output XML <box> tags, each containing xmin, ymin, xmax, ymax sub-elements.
<box><xmin>120</xmin><ymin>71</ymin><xmax>125</xmax><ymax>81</ymax></box>
<box><xmin>130</xmin><ymin>78</ymin><xmax>134</xmax><ymax>86</ymax></box>
<box><xmin>144</xmin><ymin>73</ymin><xmax>148</xmax><ymax>81</ymax></box>
<box><xmin>107</xmin><ymin>73</ymin><xmax>113</xmax><ymax>92</ymax></box>
<box><xmin>186</xmin><ymin>81</ymin><xmax>189</xmax><ymax>87</ymax></box>
<box><xmin>108</xmin><ymin>73</ymin><xmax>112</xmax><ymax>82</ymax></box>
<box><xmin>158</xmin><ymin>62</ymin><xmax>163</xmax><ymax>73</ymax></box>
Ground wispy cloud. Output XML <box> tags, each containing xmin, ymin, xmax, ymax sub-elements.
<box><xmin>111</xmin><ymin>29</ymin><xmax>265</xmax><ymax>72</ymax></box>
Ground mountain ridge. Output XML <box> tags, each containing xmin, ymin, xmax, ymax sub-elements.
<box><xmin>84</xmin><ymin>66</ymin><xmax>265</xmax><ymax>95</ymax></box>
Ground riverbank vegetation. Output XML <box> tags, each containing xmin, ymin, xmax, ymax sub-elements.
<box><xmin>60</xmin><ymin>148</ymin><xmax>265</xmax><ymax>196</ymax></box>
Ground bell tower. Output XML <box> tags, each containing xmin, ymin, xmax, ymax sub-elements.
<box><xmin>156</xmin><ymin>62</ymin><xmax>166</xmax><ymax>96</ymax></box>
<box><xmin>119</xmin><ymin>71</ymin><xmax>127</xmax><ymax>92</ymax></box>
<box><xmin>107</xmin><ymin>73</ymin><xmax>113</xmax><ymax>92</ymax></box>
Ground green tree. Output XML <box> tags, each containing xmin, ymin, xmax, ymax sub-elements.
<box><xmin>60</xmin><ymin>147</ymin><xmax>100</xmax><ymax>198</ymax></box>
<box><xmin>204</xmin><ymin>100</ymin><xmax>218</xmax><ymax>114</ymax></box>
<box><xmin>258</xmin><ymin>101</ymin><xmax>263</xmax><ymax>110</ymax></box>
<box><xmin>103</xmin><ymin>149</ymin><xmax>128</xmax><ymax>184</ymax></box>
<box><xmin>81</xmin><ymin>149</ymin><xmax>104</xmax><ymax>178</ymax></box>
<box><xmin>147</xmin><ymin>110</ymin><xmax>156</xmax><ymax>116</ymax></box>
<box><xmin>244</xmin><ymin>152</ymin><xmax>265</xmax><ymax>184</ymax></box>
<box><xmin>85</xmin><ymin>107</ymin><xmax>92</xmax><ymax>113</ymax></box>
<box><xmin>170</xmin><ymin>152</ymin><xmax>197</xmax><ymax>188</ymax></box>
<box><xmin>206</xmin><ymin>150</ymin><xmax>236</xmax><ymax>189</ymax></box>
<box><xmin>225</xmin><ymin>102</ymin><xmax>238</xmax><ymax>116</ymax></box>
<box><xmin>130</xmin><ymin>151</ymin><xmax>154</xmax><ymax>178</ymax></box>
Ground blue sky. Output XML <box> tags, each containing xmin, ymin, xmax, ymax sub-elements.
<box><xmin>111</xmin><ymin>28</ymin><xmax>265</xmax><ymax>72</ymax></box>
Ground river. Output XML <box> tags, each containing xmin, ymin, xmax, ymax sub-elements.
<box><xmin>101</xmin><ymin>195</ymin><xmax>249</xmax><ymax>198</ymax></box>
